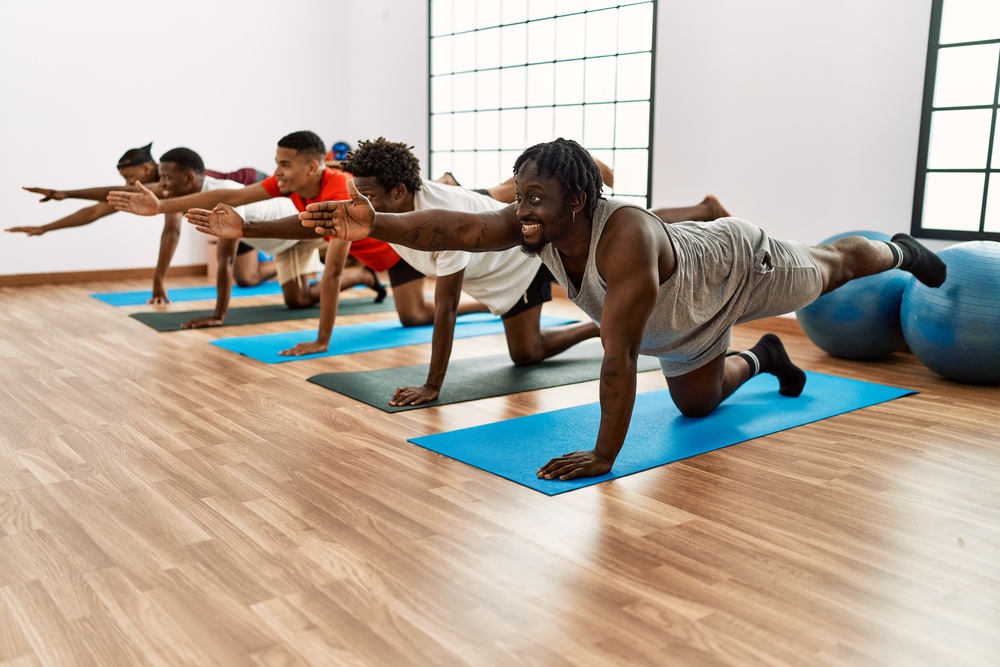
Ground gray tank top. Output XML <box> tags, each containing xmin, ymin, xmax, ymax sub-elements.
<box><xmin>541</xmin><ymin>198</ymin><xmax>763</xmax><ymax>372</ymax></box>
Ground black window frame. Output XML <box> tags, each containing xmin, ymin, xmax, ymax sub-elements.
<box><xmin>912</xmin><ymin>0</ymin><xmax>1000</xmax><ymax>242</ymax></box>
<box><xmin>426</xmin><ymin>0</ymin><xmax>657</xmax><ymax>208</ymax></box>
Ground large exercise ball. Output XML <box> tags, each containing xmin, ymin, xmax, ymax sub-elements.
<box><xmin>796</xmin><ymin>231</ymin><xmax>910</xmax><ymax>360</ymax></box>
<box><xmin>901</xmin><ymin>240</ymin><xmax>1000</xmax><ymax>385</ymax></box>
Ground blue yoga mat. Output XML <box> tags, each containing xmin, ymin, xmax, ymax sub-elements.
<box><xmin>91</xmin><ymin>281</ymin><xmax>284</xmax><ymax>306</ymax></box>
<box><xmin>409</xmin><ymin>372</ymin><xmax>917</xmax><ymax>495</ymax></box>
<box><xmin>211</xmin><ymin>312</ymin><xmax>579</xmax><ymax>363</ymax></box>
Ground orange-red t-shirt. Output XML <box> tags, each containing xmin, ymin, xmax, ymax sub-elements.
<box><xmin>260</xmin><ymin>168</ymin><xmax>400</xmax><ymax>272</ymax></box>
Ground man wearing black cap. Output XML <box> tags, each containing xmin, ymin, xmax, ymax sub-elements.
<box><xmin>8</xmin><ymin>143</ymin><xmax>273</xmax><ymax>303</ymax></box>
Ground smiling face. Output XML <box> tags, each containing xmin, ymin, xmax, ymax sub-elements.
<box><xmin>157</xmin><ymin>161</ymin><xmax>198</xmax><ymax>198</ymax></box>
<box><xmin>513</xmin><ymin>160</ymin><xmax>582</xmax><ymax>256</ymax></box>
<box><xmin>118</xmin><ymin>161</ymin><xmax>158</xmax><ymax>186</ymax></box>
<box><xmin>273</xmin><ymin>147</ymin><xmax>319</xmax><ymax>196</ymax></box>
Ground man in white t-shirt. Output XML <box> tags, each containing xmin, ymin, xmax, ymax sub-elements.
<box><xmin>333</xmin><ymin>139</ymin><xmax>606</xmax><ymax>406</ymax></box>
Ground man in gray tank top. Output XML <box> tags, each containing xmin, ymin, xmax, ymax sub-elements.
<box><xmin>300</xmin><ymin>139</ymin><xmax>948</xmax><ymax>483</ymax></box>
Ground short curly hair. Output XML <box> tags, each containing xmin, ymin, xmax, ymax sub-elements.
<box><xmin>159</xmin><ymin>147</ymin><xmax>205</xmax><ymax>175</ymax></box>
<box><xmin>338</xmin><ymin>137</ymin><xmax>423</xmax><ymax>195</ymax></box>
<box><xmin>513</xmin><ymin>138</ymin><xmax>603</xmax><ymax>216</ymax></box>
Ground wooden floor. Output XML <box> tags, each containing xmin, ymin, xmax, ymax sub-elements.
<box><xmin>1</xmin><ymin>276</ymin><xmax>998</xmax><ymax>667</ymax></box>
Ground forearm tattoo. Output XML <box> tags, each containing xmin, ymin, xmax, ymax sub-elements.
<box><xmin>401</xmin><ymin>217</ymin><xmax>449</xmax><ymax>249</ymax></box>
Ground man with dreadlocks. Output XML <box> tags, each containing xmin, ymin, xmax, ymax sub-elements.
<box><xmin>297</xmin><ymin>137</ymin><xmax>948</xmax><ymax>482</ymax></box>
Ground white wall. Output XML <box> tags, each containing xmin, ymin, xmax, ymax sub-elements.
<box><xmin>0</xmin><ymin>0</ymin><xmax>426</xmax><ymax>278</ymax></box>
<box><xmin>1</xmin><ymin>0</ymin><xmax>936</xmax><ymax>279</ymax></box>
<box><xmin>653</xmin><ymin>0</ymin><xmax>936</xmax><ymax>246</ymax></box>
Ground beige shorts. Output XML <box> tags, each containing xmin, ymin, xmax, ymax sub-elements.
<box><xmin>275</xmin><ymin>238</ymin><xmax>326</xmax><ymax>285</ymax></box>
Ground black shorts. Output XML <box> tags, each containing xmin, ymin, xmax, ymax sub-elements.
<box><xmin>236</xmin><ymin>241</ymin><xmax>255</xmax><ymax>255</ymax></box>
<box><xmin>472</xmin><ymin>188</ymin><xmax>491</xmax><ymax>197</ymax></box>
<box><xmin>502</xmin><ymin>264</ymin><xmax>554</xmax><ymax>320</ymax></box>
<box><xmin>387</xmin><ymin>256</ymin><xmax>425</xmax><ymax>287</ymax></box>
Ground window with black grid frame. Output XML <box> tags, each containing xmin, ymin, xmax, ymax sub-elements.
<box><xmin>913</xmin><ymin>0</ymin><xmax>1000</xmax><ymax>241</ymax></box>
<box><xmin>429</xmin><ymin>0</ymin><xmax>656</xmax><ymax>208</ymax></box>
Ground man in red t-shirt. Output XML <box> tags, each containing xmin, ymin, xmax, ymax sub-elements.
<box><xmin>108</xmin><ymin>131</ymin><xmax>404</xmax><ymax>326</ymax></box>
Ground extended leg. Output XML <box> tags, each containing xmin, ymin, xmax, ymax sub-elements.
<box><xmin>809</xmin><ymin>233</ymin><xmax>946</xmax><ymax>292</ymax></box>
<box><xmin>651</xmin><ymin>195</ymin><xmax>731</xmax><ymax>224</ymax></box>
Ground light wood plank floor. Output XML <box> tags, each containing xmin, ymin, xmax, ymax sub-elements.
<box><xmin>1</xmin><ymin>277</ymin><xmax>998</xmax><ymax>667</ymax></box>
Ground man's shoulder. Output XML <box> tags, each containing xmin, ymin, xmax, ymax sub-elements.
<box><xmin>201</xmin><ymin>175</ymin><xmax>245</xmax><ymax>192</ymax></box>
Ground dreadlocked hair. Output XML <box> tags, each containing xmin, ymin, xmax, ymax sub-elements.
<box><xmin>338</xmin><ymin>138</ymin><xmax>423</xmax><ymax>195</ymax></box>
<box><xmin>513</xmin><ymin>138</ymin><xmax>603</xmax><ymax>216</ymax></box>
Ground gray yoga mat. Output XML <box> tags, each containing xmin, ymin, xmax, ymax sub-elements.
<box><xmin>130</xmin><ymin>297</ymin><xmax>396</xmax><ymax>332</ymax></box>
<box><xmin>307</xmin><ymin>340</ymin><xmax>663</xmax><ymax>412</ymax></box>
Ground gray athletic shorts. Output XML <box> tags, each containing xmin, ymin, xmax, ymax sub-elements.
<box><xmin>648</xmin><ymin>218</ymin><xmax>823</xmax><ymax>377</ymax></box>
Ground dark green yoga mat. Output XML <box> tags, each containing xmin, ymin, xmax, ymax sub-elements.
<box><xmin>130</xmin><ymin>297</ymin><xmax>396</xmax><ymax>332</ymax></box>
<box><xmin>307</xmin><ymin>340</ymin><xmax>663</xmax><ymax>412</ymax></box>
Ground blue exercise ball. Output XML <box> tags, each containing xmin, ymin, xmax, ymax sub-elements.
<box><xmin>901</xmin><ymin>240</ymin><xmax>1000</xmax><ymax>385</ymax></box>
<box><xmin>796</xmin><ymin>230</ymin><xmax>911</xmax><ymax>360</ymax></box>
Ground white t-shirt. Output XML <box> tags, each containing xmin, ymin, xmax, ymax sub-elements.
<box><xmin>200</xmin><ymin>176</ymin><xmax>300</xmax><ymax>255</ymax></box>
<box><xmin>391</xmin><ymin>179</ymin><xmax>542</xmax><ymax>315</ymax></box>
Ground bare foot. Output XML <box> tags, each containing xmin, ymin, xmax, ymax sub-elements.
<box><xmin>702</xmin><ymin>194</ymin><xmax>731</xmax><ymax>219</ymax></box>
<box><xmin>435</xmin><ymin>172</ymin><xmax>460</xmax><ymax>186</ymax></box>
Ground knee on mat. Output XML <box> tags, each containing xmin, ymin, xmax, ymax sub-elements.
<box><xmin>284</xmin><ymin>295</ymin><xmax>315</xmax><ymax>310</ymax></box>
<box><xmin>509</xmin><ymin>347</ymin><xmax>545</xmax><ymax>367</ymax></box>
<box><xmin>398</xmin><ymin>314</ymin><xmax>432</xmax><ymax>328</ymax></box>
<box><xmin>673</xmin><ymin>396</ymin><xmax>719</xmax><ymax>419</ymax></box>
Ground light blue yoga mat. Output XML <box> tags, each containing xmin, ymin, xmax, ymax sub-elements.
<box><xmin>91</xmin><ymin>281</ymin><xmax>284</xmax><ymax>306</ymax></box>
<box><xmin>210</xmin><ymin>312</ymin><xmax>579</xmax><ymax>364</ymax></box>
<box><xmin>408</xmin><ymin>372</ymin><xmax>917</xmax><ymax>495</ymax></box>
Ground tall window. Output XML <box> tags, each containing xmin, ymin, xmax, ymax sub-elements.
<box><xmin>913</xmin><ymin>0</ymin><xmax>1000</xmax><ymax>240</ymax></box>
<box><xmin>429</xmin><ymin>0</ymin><xmax>656</xmax><ymax>207</ymax></box>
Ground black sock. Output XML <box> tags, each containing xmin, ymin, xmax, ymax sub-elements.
<box><xmin>888</xmin><ymin>234</ymin><xmax>947</xmax><ymax>288</ymax></box>
<box><xmin>366</xmin><ymin>266</ymin><xmax>387</xmax><ymax>303</ymax></box>
<box><xmin>738</xmin><ymin>333</ymin><xmax>806</xmax><ymax>397</ymax></box>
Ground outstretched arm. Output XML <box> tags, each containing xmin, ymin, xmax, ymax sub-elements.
<box><xmin>301</xmin><ymin>179</ymin><xmax>522</xmax><ymax>252</ymax></box>
<box><xmin>22</xmin><ymin>186</ymin><xmax>66</xmax><ymax>202</ymax></box>
<box><xmin>109</xmin><ymin>181</ymin><xmax>270</xmax><ymax>216</ymax></box>
<box><xmin>537</xmin><ymin>211</ymin><xmax>661</xmax><ymax>480</ymax></box>
<box><xmin>23</xmin><ymin>182</ymin><xmax>166</xmax><ymax>203</ymax></box>
<box><xmin>389</xmin><ymin>269</ymin><xmax>466</xmax><ymax>406</ymax></box>
<box><xmin>5</xmin><ymin>201</ymin><xmax>117</xmax><ymax>236</ymax></box>
<box><xmin>186</xmin><ymin>205</ymin><xmax>320</xmax><ymax>241</ymax></box>
<box><xmin>279</xmin><ymin>240</ymin><xmax>352</xmax><ymax>356</ymax></box>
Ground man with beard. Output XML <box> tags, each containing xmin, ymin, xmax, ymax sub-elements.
<box><xmin>297</xmin><ymin>138</ymin><xmax>948</xmax><ymax>482</ymax></box>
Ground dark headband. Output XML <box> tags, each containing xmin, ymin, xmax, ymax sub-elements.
<box><xmin>117</xmin><ymin>142</ymin><xmax>154</xmax><ymax>169</ymax></box>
